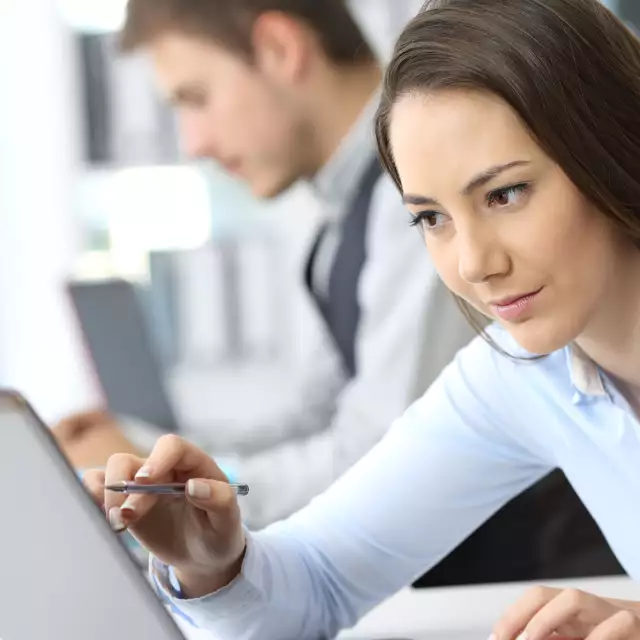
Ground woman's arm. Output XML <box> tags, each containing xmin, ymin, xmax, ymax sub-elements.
<box><xmin>156</xmin><ymin>335</ymin><xmax>554</xmax><ymax>639</ymax></box>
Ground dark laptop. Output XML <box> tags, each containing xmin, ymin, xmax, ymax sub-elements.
<box><xmin>67</xmin><ymin>278</ymin><xmax>179</xmax><ymax>432</ymax></box>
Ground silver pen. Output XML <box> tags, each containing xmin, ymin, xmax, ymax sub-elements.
<box><xmin>105</xmin><ymin>481</ymin><xmax>250</xmax><ymax>496</ymax></box>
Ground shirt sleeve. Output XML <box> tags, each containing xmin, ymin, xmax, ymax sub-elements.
<box><xmin>153</xmin><ymin>334</ymin><xmax>554</xmax><ymax>640</ymax></box>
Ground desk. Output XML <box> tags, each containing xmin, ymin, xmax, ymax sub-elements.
<box><xmin>176</xmin><ymin>577</ymin><xmax>640</xmax><ymax>640</ymax></box>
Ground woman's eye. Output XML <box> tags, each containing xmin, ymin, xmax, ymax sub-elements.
<box><xmin>486</xmin><ymin>183</ymin><xmax>530</xmax><ymax>208</ymax></box>
<box><xmin>409</xmin><ymin>211</ymin><xmax>449</xmax><ymax>232</ymax></box>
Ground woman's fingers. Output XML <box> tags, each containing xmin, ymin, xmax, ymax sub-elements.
<box><xmin>185</xmin><ymin>479</ymin><xmax>241</xmax><ymax>525</ymax></box>
<box><xmin>493</xmin><ymin>586</ymin><xmax>560</xmax><ymax>640</ymax></box>
<box><xmin>494</xmin><ymin>587</ymin><xmax>639</xmax><ymax>640</ymax></box>
<box><xmin>82</xmin><ymin>468</ymin><xmax>106</xmax><ymax>507</ymax></box>
<box><xmin>522</xmin><ymin>588</ymin><xmax>614</xmax><ymax>640</ymax></box>
<box><xmin>588</xmin><ymin>610</ymin><xmax>640</xmax><ymax>640</ymax></box>
<box><xmin>134</xmin><ymin>435</ymin><xmax>226</xmax><ymax>483</ymax></box>
<box><xmin>82</xmin><ymin>436</ymin><xmax>232</xmax><ymax>536</ymax></box>
<box><xmin>103</xmin><ymin>453</ymin><xmax>157</xmax><ymax>531</ymax></box>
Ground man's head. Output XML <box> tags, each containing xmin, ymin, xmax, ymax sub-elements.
<box><xmin>121</xmin><ymin>0</ymin><xmax>379</xmax><ymax>198</ymax></box>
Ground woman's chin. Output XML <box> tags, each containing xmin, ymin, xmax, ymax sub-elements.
<box><xmin>501</xmin><ymin>319</ymin><xmax>576</xmax><ymax>356</ymax></box>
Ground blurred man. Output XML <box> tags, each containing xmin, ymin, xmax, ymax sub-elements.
<box><xmin>56</xmin><ymin>0</ymin><xmax>474</xmax><ymax>527</ymax></box>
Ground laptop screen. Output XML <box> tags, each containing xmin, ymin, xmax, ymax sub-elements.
<box><xmin>0</xmin><ymin>391</ymin><xmax>184</xmax><ymax>640</ymax></box>
<box><xmin>67</xmin><ymin>279</ymin><xmax>178</xmax><ymax>432</ymax></box>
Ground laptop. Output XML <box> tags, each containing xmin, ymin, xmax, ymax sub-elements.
<box><xmin>67</xmin><ymin>278</ymin><xmax>180</xmax><ymax>433</ymax></box>
<box><xmin>0</xmin><ymin>389</ymin><xmax>185</xmax><ymax>640</ymax></box>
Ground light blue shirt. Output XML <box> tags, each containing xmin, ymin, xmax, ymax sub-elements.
<box><xmin>155</xmin><ymin>327</ymin><xmax>640</xmax><ymax>640</ymax></box>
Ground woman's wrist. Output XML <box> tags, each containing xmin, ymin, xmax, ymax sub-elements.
<box><xmin>173</xmin><ymin>547</ymin><xmax>247</xmax><ymax>599</ymax></box>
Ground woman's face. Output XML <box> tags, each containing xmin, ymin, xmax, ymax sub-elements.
<box><xmin>389</xmin><ymin>89</ymin><xmax>630</xmax><ymax>355</ymax></box>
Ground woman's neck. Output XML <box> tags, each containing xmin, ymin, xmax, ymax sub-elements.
<box><xmin>576</xmin><ymin>248</ymin><xmax>640</xmax><ymax>392</ymax></box>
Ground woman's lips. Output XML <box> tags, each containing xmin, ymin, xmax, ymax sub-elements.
<box><xmin>490</xmin><ymin>288</ymin><xmax>544</xmax><ymax>322</ymax></box>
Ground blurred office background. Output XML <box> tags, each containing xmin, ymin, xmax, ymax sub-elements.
<box><xmin>0</xmin><ymin>0</ymin><xmax>630</xmax><ymax>424</ymax></box>
<box><xmin>0</xmin><ymin>0</ymin><xmax>326</xmax><ymax>425</ymax></box>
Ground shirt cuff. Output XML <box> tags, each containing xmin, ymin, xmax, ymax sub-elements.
<box><xmin>149</xmin><ymin>530</ymin><xmax>265</xmax><ymax>627</ymax></box>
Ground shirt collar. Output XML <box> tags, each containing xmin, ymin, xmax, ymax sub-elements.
<box><xmin>310</xmin><ymin>88</ymin><xmax>381</xmax><ymax>214</ymax></box>
<box><xmin>567</xmin><ymin>343</ymin><xmax>607</xmax><ymax>398</ymax></box>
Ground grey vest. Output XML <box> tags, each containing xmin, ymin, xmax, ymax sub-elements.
<box><xmin>305</xmin><ymin>158</ymin><xmax>383</xmax><ymax>378</ymax></box>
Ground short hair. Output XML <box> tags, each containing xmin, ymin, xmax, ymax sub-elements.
<box><xmin>120</xmin><ymin>0</ymin><xmax>375</xmax><ymax>65</ymax></box>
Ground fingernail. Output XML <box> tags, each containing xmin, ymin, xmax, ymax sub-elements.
<box><xmin>488</xmin><ymin>634</ymin><xmax>497</xmax><ymax>640</ymax></box>
<box><xmin>516</xmin><ymin>633</ymin><xmax>529</xmax><ymax>640</ymax></box>
<box><xmin>135</xmin><ymin>466</ymin><xmax>152</xmax><ymax>479</ymax></box>
<box><xmin>109</xmin><ymin>507</ymin><xmax>126</xmax><ymax>532</ymax></box>
<box><xmin>120</xmin><ymin>498</ymin><xmax>136</xmax><ymax>514</ymax></box>
<box><xmin>187</xmin><ymin>479</ymin><xmax>211</xmax><ymax>500</ymax></box>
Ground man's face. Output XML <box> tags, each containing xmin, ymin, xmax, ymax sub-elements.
<box><xmin>150</xmin><ymin>32</ymin><xmax>313</xmax><ymax>199</ymax></box>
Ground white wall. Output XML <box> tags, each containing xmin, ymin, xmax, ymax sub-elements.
<box><xmin>348</xmin><ymin>0</ymin><xmax>621</xmax><ymax>63</ymax></box>
<box><xmin>0</xmin><ymin>0</ymin><xmax>100</xmax><ymax>422</ymax></box>
<box><xmin>347</xmin><ymin>0</ymin><xmax>425</xmax><ymax>63</ymax></box>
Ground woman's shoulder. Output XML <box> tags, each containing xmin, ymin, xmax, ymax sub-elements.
<box><xmin>403</xmin><ymin>324</ymin><xmax>575</xmax><ymax>461</ymax></box>
<box><xmin>405</xmin><ymin>324</ymin><xmax>578</xmax><ymax>456</ymax></box>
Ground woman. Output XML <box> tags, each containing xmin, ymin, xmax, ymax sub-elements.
<box><xmin>86</xmin><ymin>0</ymin><xmax>640</xmax><ymax>638</ymax></box>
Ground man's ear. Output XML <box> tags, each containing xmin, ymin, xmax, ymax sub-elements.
<box><xmin>251</xmin><ymin>11</ymin><xmax>316</xmax><ymax>84</ymax></box>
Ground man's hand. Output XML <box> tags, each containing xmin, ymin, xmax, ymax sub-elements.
<box><xmin>54</xmin><ymin>409</ymin><xmax>115</xmax><ymax>442</ymax></box>
<box><xmin>53</xmin><ymin>410</ymin><xmax>142</xmax><ymax>468</ymax></box>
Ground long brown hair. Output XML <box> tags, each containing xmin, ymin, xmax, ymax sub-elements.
<box><xmin>375</xmin><ymin>0</ymin><xmax>640</xmax><ymax>350</ymax></box>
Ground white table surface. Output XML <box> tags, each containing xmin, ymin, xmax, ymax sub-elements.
<box><xmin>175</xmin><ymin>576</ymin><xmax>640</xmax><ymax>640</ymax></box>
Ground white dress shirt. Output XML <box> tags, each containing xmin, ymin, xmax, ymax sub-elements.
<box><xmin>155</xmin><ymin>326</ymin><xmax>640</xmax><ymax>639</ymax></box>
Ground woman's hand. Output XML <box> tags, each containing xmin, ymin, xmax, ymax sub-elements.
<box><xmin>83</xmin><ymin>435</ymin><xmax>246</xmax><ymax>598</ymax></box>
<box><xmin>493</xmin><ymin>587</ymin><xmax>640</xmax><ymax>640</ymax></box>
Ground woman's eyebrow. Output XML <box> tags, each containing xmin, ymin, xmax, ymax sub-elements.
<box><xmin>402</xmin><ymin>160</ymin><xmax>531</xmax><ymax>206</ymax></box>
